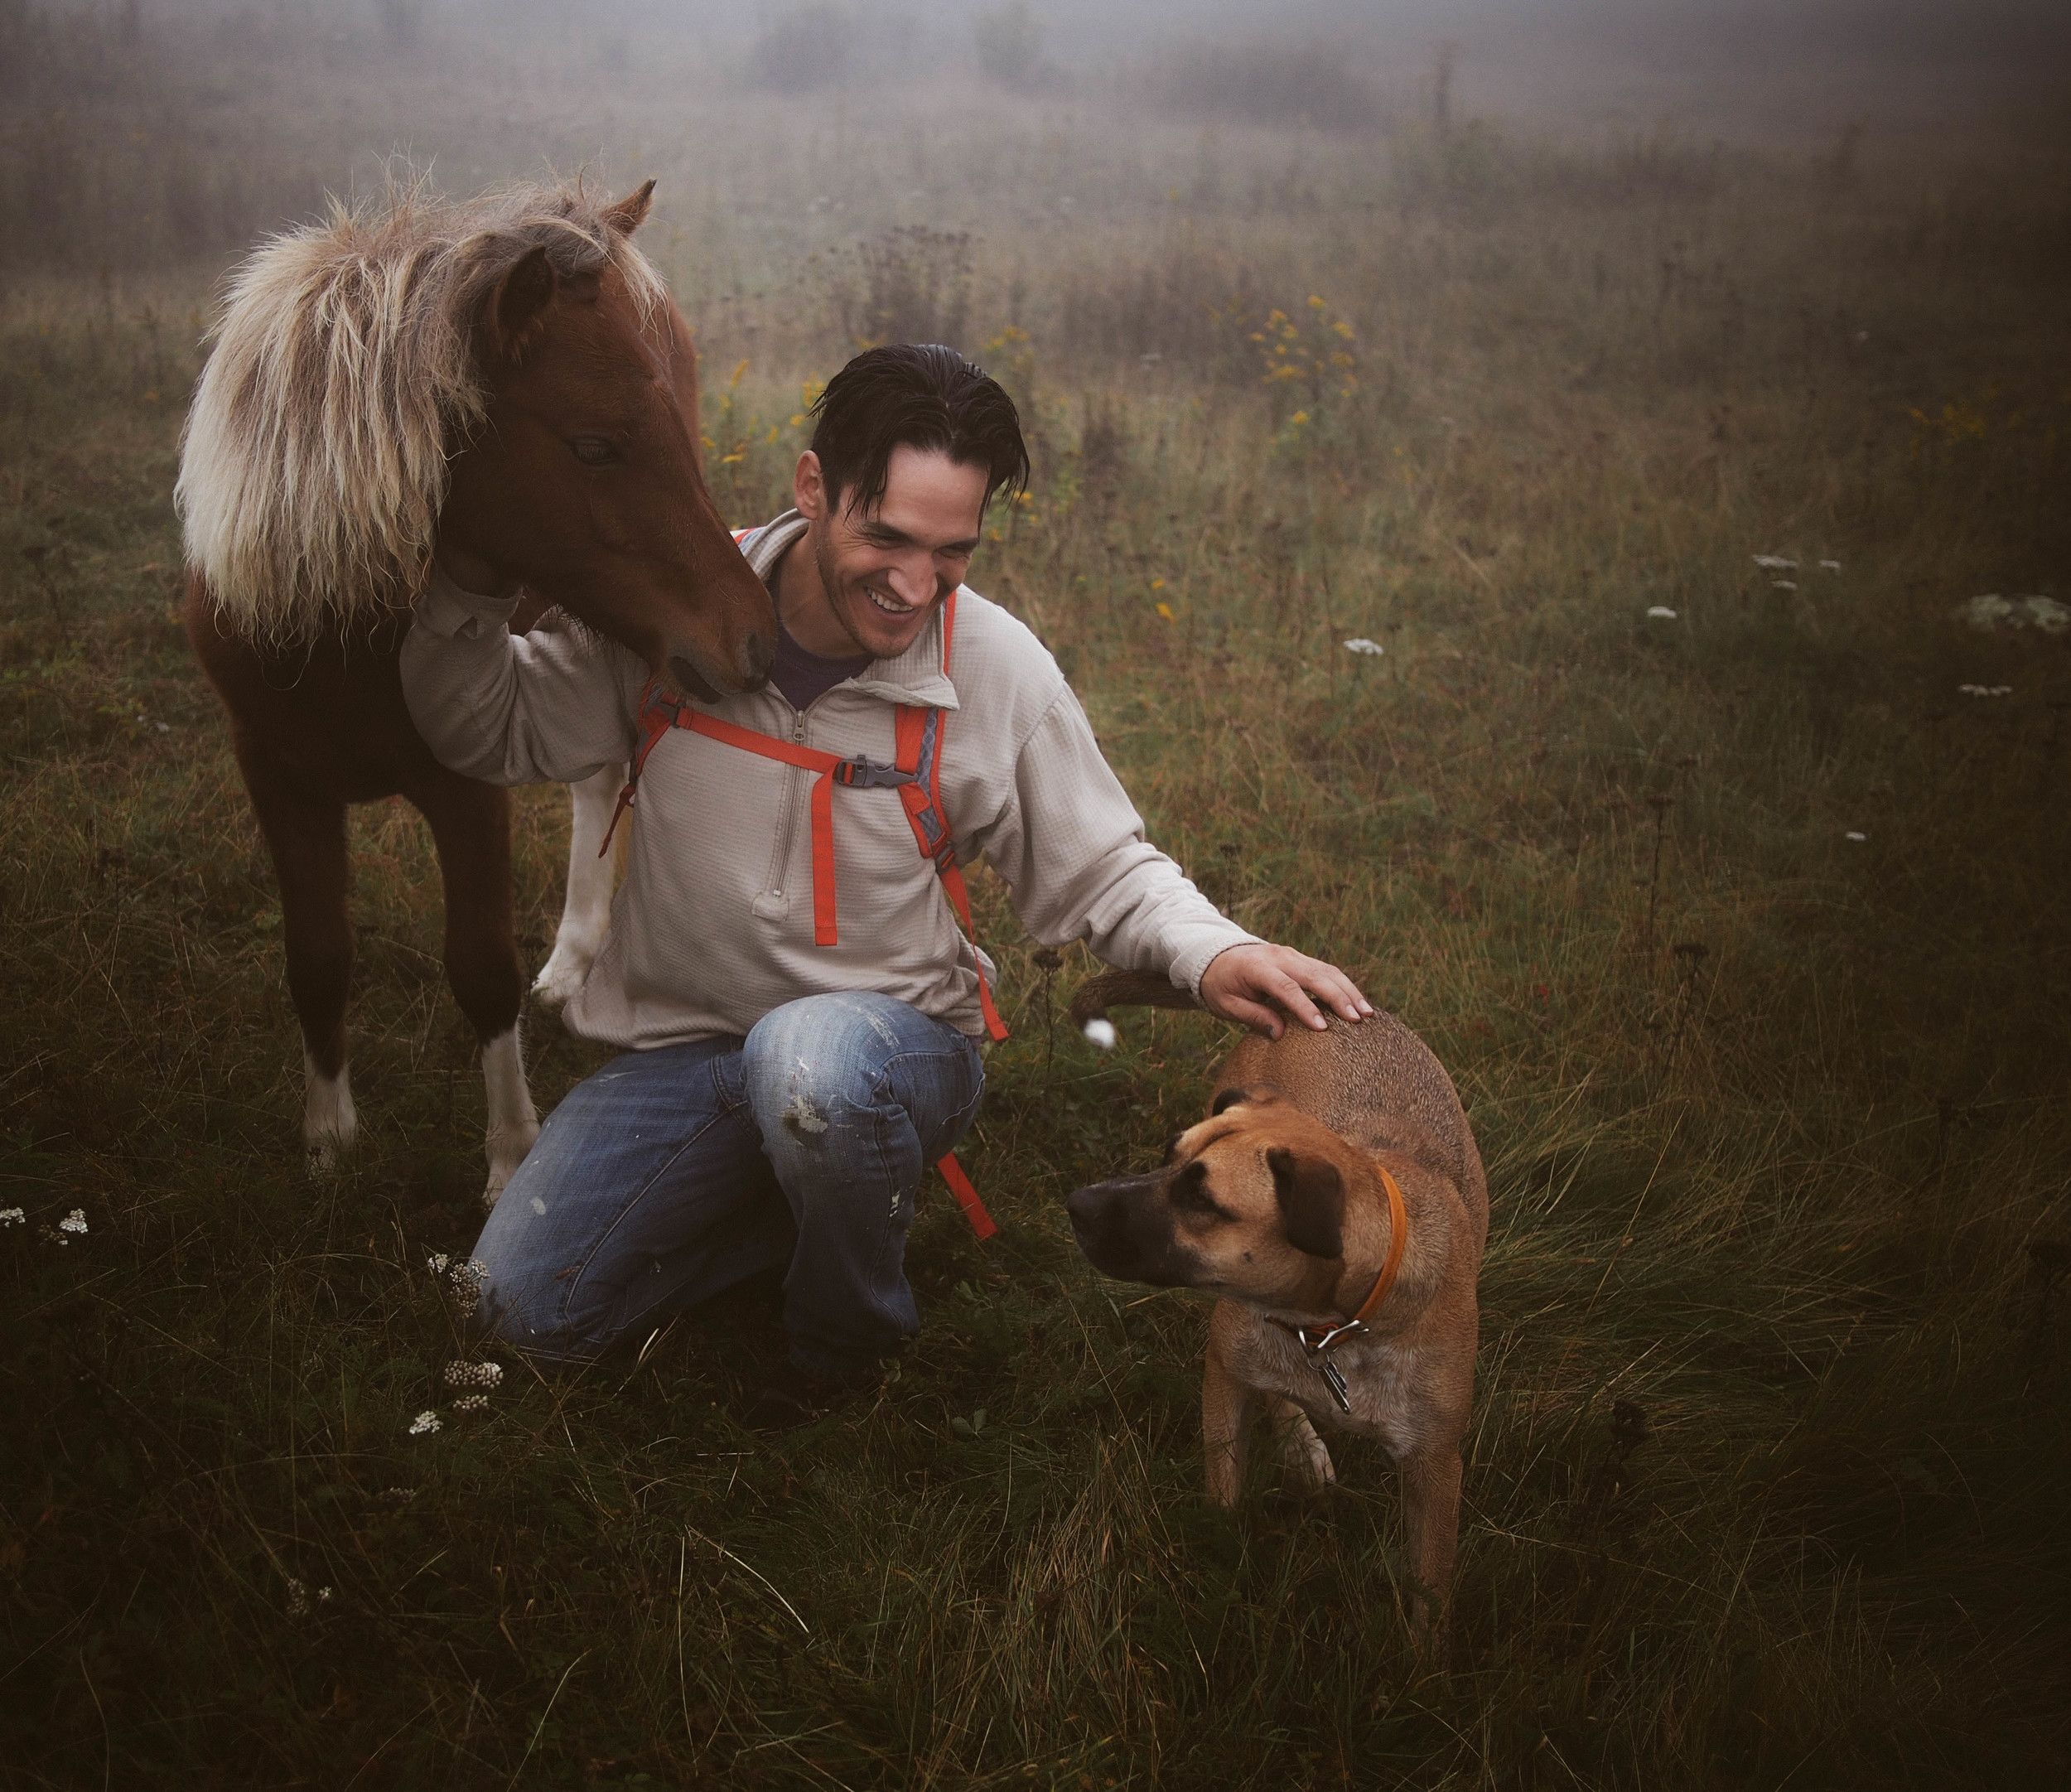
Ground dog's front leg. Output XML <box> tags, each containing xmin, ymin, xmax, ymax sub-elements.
<box><xmin>1398</xmin><ymin>1444</ymin><xmax>1464</xmax><ymax>1654</ymax></box>
<box><xmin>1267</xmin><ymin>1395</ymin><xmax>1336</xmax><ymax>1491</ymax></box>
<box><xmin>1203</xmin><ymin>1327</ymin><xmax>1261</xmax><ymax>1506</ymax></box>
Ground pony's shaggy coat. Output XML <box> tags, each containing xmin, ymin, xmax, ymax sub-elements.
<box><xmin>176</xmin><ymin>180</ymin><xmax>670</xmax><ymax>643</ymax></box>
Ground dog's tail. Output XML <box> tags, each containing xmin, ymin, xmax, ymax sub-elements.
<box><xmin>1069</xmin><ymin>969</ymin><xmax>1200</xmax><ymax>1050</ymax></box>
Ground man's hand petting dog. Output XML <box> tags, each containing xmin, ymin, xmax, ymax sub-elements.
<box><xmin>1199</xmin><ymin>943</ymin><xmax>1374</xmax><ymax>1038</ymax></box>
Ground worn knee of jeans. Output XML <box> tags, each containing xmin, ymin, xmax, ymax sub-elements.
<box><xmin>741</xmin><ymin>994</ymin><xmax>921</xmax><ymax>1190</ymax></box>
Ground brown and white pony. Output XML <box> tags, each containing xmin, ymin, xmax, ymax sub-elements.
<box><xmin>177</xmin><ymin>179</ymin><xmax>774</xmax><ymax>1200</ymax></box>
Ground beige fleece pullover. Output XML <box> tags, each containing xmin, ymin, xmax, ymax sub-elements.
<box><xmin>400</xmin><ymin>511</ymin><xmax>1257</xmax><ymax>1048</ymax></box>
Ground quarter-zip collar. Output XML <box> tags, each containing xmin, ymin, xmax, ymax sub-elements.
<box><xmin>741</xmin><ymin>509</ymin><xmax>961</xmax><ymax>712</ymax></box>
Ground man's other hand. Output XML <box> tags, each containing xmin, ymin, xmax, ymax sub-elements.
<box><xmin>1199</xmin><ymin>944</ymin><xmax>1374</xmax><ymax>1039</ymax></box>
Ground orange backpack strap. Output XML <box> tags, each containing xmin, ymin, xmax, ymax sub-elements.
<box><xmin>599</xmin><ymin>525</ymin><xmax>766</xmax><ymax>857</ymax></box>
<box><xmin>934</xmin><ymin>1152</ymin><xmax>995</xmax><ymax>1239</ymax></box>
<box><xmin>599</xmin><ymin>673</ymin><xmax>688</xmax><ymax>858</ymax></box>
<box><xmin>889</xmin><ymin>698</ymin><xmax>1007</xmax><ymax>1043</ymax></box>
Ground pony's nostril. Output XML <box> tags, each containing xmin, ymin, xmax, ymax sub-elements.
<box><xmin>741</xmin><ymin>630</ymin><xmax>774</xmax><ymax>688</ymax></box>
<box><xmin>667</xmin><ymin>654</ymin><xmax>721</xmax><ymax>703</ymax></box>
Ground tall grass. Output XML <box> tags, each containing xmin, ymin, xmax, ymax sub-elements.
<box><xmin>2</xmin><ymin>50</ymin><xmax>2069</xmax><ymax>1790</ymax></box>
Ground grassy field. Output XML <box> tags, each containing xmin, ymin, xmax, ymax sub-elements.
<box><xmin>3</xmin><ymin>7</ymin><xmax>2070</xmax><ymax>1786</ymax></box>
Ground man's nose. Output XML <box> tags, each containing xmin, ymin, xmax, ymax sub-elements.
<box><xmin>887</xmin><ymin>556</ymin><xmax>934</xmax><ymax>606</ymax></box>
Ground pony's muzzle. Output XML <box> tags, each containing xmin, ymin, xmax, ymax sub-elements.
<box><xmin>741</xmin><ymin>627</ymin><xmax>774</xmax><ymax>688</ymax></box>
<box><xmin>668</xmin><ymin>654</ymin><xmax>722</xmax><ymax>704</ymax></box>
<box><xmin>669</xmin><ymin>628</ymin><xmax>771</xmax><ymax>703</ymax></box>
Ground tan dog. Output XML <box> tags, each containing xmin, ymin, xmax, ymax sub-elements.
<box><xmin>1064</xmin><ymin>971</ymin><xmax>1487</xmax><ymax>1644</ymax></box>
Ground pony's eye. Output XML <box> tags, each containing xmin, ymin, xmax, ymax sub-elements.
<box><xmin>571</xmin><ymin>437</ymin><xmax>620</xmax><ymax>466</ymax></box>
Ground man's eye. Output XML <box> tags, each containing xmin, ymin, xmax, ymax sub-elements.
<box><xmin>571</xmin><ymin>437</ymin><xmax>620</xmax><ymax>466</ymax></box>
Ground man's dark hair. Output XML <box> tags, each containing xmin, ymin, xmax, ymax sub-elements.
<box><xmin>809</xmin><ymin>343</ymin><xmax>1030</xmax><ymax>520</ymax></box>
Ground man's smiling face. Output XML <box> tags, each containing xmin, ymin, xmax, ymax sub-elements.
<box><xmin>795</xmin><ymin>442</ymin><xmax>989</xmax><ymax>660</ymax></box>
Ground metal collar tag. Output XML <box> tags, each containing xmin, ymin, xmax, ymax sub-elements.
<box><xmin>1267</xmin><ymin>1164</ymin><xmax>1409</xmax><ymax>1417</ymax></box>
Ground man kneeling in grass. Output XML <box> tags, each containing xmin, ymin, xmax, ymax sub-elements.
<box><xmin>403</xmin><ymin>343</ymin><xmax>1371</xmax><ymax>1425</ymax></box>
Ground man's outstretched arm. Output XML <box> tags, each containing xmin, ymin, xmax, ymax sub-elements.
<box><xmin>974</xmin><ymin>682</ymin><xmax>1376</xmax><ymax>1036</ymax></box>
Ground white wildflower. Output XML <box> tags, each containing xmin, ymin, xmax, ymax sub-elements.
<box><xmin>1753</xmin><ymin>554</ymin><xmax>1798</xmax><ymax>571</ymax></box>
<box><xmin>1772</xmin><ymin>580</ymin><xmax>1798</xmax><ymax>591</ymax></box>
<box><xmin>443</xmin><ymin>1360</ymin><xmax>504</xmax><ymax>1390</ymax></box>
<box><xmin>1845</xmin><ymin>831</ymin><xmax>1867</xmax><ymax>842</ymax></box>
<box><xmin>1645</xmin><ymin>606</ymin><xmax>1678</xmax><ymax>620</ymax></box>
<box><xmin>426</xmin><ymin>1253</ymin><xmax>450</xmax><ymax>1276</ymax></box>
<box><xmin>57</xmin><ymin>1209</ymin><xmax>86</xmax><ymax>1235</ymax></box>
<box><xmin>451</xmin><ymin>1394</ymin><xmax>490</xmax><ymax>1413</ymax></box>
<box><xmin>1960</xmin><ymin>594</ymin><xmax>2069</xmax><ymax>634</ymax></box>
<box><xmin>316</xmin><ymin>1587</ymin><xmax>333</xmax><ymax>1603</ymax></box>
<box><xmin>407</xmin><ymin>1410</ymin><xmax>442</xmax><ymax>1437</ymax></box>
<box><xmin>0</xmin><ymin>1208</ymin><xmax>23</xmax><ymax>1227</ymax></box>
<box><xmin>1819</xmin><ymin>559</ymin><xmax>1842</xmax><ymax>572</ymax></box>
<box><xmin>1957</xmin><ymin>684</ymin><xmax>2013</xmax><ymax>698</ymax></box>
<box><xmin>286</xmin><ymin>1579</ymin><xmax>310</xmax><ymax>1617</ymax></box>
<box><xmin>376</xmin><ymin>1487</ymin><xmax>416</xmax><ymax>1505</ymax></box>
<box><xmin>1342</xmin><ymin>637</ymin><xmax>1384</xmax><ymax>655</ymax></box>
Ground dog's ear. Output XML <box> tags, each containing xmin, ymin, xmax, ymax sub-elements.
<box><xmin>1211</xmin><ymin>1084</ymin><xmax>1281</xmax><ymax>1118</ymax></box>
<box><xmin>1267</xmin><ymin>1147</ymin><xmax>1344</xmax><ymax>1259</ymax></box>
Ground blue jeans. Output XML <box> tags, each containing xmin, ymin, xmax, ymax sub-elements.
<box><xmin>471</xmin><ymin>993</ymin><xmax>985</xmax><ymax>1379</ymax></box>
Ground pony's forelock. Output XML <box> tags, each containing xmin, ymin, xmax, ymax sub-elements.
<box><xmin>176</xmin><ymin>176</ymin><xmax>671</xmax><ymax>644</ymax></box>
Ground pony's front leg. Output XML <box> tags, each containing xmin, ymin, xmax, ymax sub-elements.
<box><xmin>239</xmin><ymin>748</ymin><xmax>358</xmax><ymax>1173</ymax></box>
<box><xmin>407</xmin><ymin>770</ymin><xmax>539</xmax><ymax>1205</ymax></box>
<box><xmin>532</xmin><ymin>762</ymin><xmax>624</xmax><ymax>1013</ymax></box>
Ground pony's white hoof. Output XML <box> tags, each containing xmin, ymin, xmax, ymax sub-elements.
<box><xmin>483</xmin><ymin>1118</ymin><xmax>538</xmax><ymax>1209</ymax></box>
<box><xmin>302</xmin><ymin>1053</ymin><xmax>357</xmax><ymax>1176</ymax></box>
<box><xmin>530</xmin><ymin>946</ymin><xmax>595</xmax><ymax>1013</ymax></box>
<box><xmin>480</xmin><ymin>1027</ymin><xmax>539</xmax><ymax>1209</ymax></box>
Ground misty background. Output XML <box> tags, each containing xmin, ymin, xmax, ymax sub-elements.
<box><xmin>2</xmin><ymin>0</ymin><xmax>2067</xmax><ymax>289</ymax></box>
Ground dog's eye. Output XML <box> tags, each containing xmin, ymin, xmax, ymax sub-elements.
<box><xmin>1169</xmin><ymin>1160</ymin><xmax>1225</xmax><ymax>1220</ymax></box>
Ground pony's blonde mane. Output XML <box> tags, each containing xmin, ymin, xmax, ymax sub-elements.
<box><xmin>176</xmin><ymin>176</ymin><xmax>670</xmax><ymax>643</ymax></box>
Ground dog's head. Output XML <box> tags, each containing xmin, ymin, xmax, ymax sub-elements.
<box><xmin>1065</xmin><ymin>1086</ymin><xmax>1359</xmax><ymax>1307</ymax></box>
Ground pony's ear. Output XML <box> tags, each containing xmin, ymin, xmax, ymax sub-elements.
<box><xmin>490</xmin><ymin>246</ymin><xmax>557</xmax><ymax>361</ymax></box>
<box><xmin>604</xmin><ymin>180</ymin><xmax>656</xmax><ymax>236</ymax></box>
<box><xmin>1267</xmin><ymin>1147</ymin><xmax>1344</xmax><ymax>1260</ymax></box>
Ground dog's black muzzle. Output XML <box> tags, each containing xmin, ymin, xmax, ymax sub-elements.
<box><xmin>1067</xmin><ymin>1172</ymin><xmax>1199</xmax><ymax>1287</ymax></box>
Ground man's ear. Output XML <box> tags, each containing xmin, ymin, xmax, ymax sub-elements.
<box><xmin>1211</xmin><ymin>1084</ymin><xmax>1280</xmax><ymax>1117</ymax></box>
<box><xmin>603</xmin><ymin>179</ymin><xmax>656</xmax><ymax>236</ymax></box>
<box><xmin>793</xmin><ymin>450</ymin><xmax>827</xmax><ymax>523</ymax></box>
<box><xmin>490</xmin><ymin>245</ymin><xmax>556</xmax><ymax>362</ymax></box>
<box><xmin>1267</xmin><ymin>1147</ymin><xmax>1344</xmax><ymax>1259</ymax></box>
